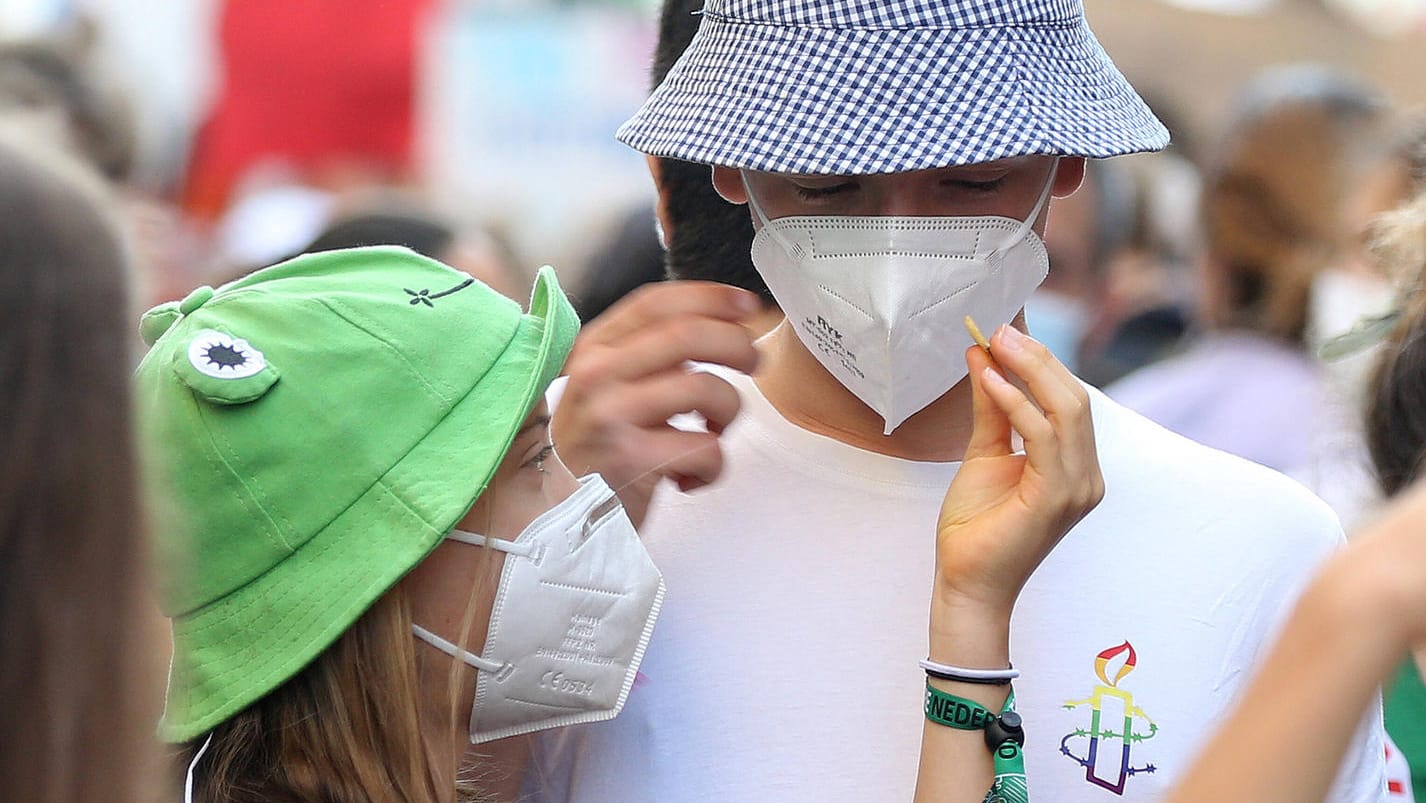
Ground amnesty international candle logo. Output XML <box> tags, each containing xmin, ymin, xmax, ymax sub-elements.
<box><xmin>1059</xmin><ymin>641</ymin><xmax>1159</xmax><ymax>795</ymax></box>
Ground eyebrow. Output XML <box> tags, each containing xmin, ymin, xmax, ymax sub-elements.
<box><xmin>515</xmin><ymin>415</ymin><xmax>552</xmax><ymax>440</ymax></box>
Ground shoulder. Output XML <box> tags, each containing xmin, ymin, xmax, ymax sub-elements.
<box><xmin>1087</xmin><ymin>385</ymin><xmax>1345</xmax><ymax>556</ymax></box>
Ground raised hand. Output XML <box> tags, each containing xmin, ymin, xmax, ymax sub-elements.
<box><xmin>552</xmin><ymin>282</ymin><xmax>762</xmax><ymax>527</ymax></box>
<box><xmin>934</xmin><ymin>325</ymin><xmax>1105</xmax><ymax>619</ymax></box>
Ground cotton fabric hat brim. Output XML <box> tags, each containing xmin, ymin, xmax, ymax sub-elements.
<box><xmin>617</xmin><ymin>3</ymin><xmax>1169</xmax><ymax>174</ymax></box>
<box><xmin>158</xmin><ymin>266</ymin><xmax>578</xmax><ymax>743</ymax></box>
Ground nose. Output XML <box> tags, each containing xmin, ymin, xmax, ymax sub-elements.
<box><xmin>872</xmin><ymin>178</ymin><xmax>940</xmax><ymax>217</ymax></box>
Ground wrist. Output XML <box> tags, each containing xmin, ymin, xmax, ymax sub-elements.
<box><xmin>928</xmin><ymin>591</ymin><xmax>1013</xmax><ymax>668</ymax></box>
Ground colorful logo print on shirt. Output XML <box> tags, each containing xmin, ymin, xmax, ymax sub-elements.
<box><xmin>1060</xmin><ymin>641</ymin><xmax>1159</xmax><ymax>795</ymax></box>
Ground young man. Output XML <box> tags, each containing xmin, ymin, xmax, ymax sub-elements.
<box><xmin>540</xmin><ymin>0</ymin><xmax>1389</xmax><ymax>799</ymax></box>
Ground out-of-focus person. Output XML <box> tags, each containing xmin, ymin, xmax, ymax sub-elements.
<box><xmin>1029</xmin><ymin>157</ymin><xmax>1136</xmax><ymax>372</ymax></box>
<box><xmin>0</xmin><ymin>34</ymin><xmax>207</xmax><ymax>304</ymax></box>
<box><xmin>1296</xmin><ymin>116</ymin><xmax>1426</xmax><ymax>532</ymax></box>
<box><xmin>181</xmin><ymin>0</ymin><xmax>431</xmax><ymax>221</ymax></box>
<box><xmin>1362</xmin><ymin>188</ymin><xmax>1426</xmax><ymax>802</ymax></box>
<box><xmin>1168</xmin><ymin>186</ymin><xmax>1426</xmax><ymax>803</ymax></box>
<box><xmin>1107</xmin><ymin>65</ymin><xmax>1389</xmax><ymax>473</ymax></box>
<box><xmin>1075</xmin><ymin>148</ymin><xmax>1202</xmax><ymax>386</ymax></box>
<box><xmin>572</xmin><ymin>204</ymin><xmax>668</xmax><ymax>323</ymax></box>
<box><xmin>0</xmin><ymin>129</ymin><xmax>163</xmax><ymax>802</ymax></box>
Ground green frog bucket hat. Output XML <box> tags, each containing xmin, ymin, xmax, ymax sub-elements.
<box><xmin>135</xmin><ymin>246</ymin><xmax>578</xmax><ymax>743</ymax></box>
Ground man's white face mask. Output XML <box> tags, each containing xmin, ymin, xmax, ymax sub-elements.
<box><xmin>745</xmin><ymin>159</ymin><xmax>1058</xmax><ymax>434</ymax></box>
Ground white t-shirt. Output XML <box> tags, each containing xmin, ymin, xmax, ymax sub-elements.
<box><xmin>530</xmin><ymin>369</ymin><xmax>1386</xmax><ymax>802</ymax></box>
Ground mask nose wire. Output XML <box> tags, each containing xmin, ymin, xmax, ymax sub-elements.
<box><xmin>183</xmin><ymin>733</ymin><xmax>214</xmax><ymax>803</ymax></box>
<box><xmin>993</xmin><ymin>156</ymin><xmax>1060</xmax><ymax>258</ymax></box>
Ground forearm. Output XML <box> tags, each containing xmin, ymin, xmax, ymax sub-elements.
<box><xmin>914</xmin><ymin>597</ymin><xmax>1014</xmax><ymax>803</ymax></box>
<box><xmin>1165</xmin><ymin>563</ymin><xmax>1406</xmax><ymax>803</ymax></box>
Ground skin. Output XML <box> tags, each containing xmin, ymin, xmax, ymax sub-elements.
<box><xmin>554</xmin><ymin>155</ymin><xmax>1086</xmax><ymax>524</ymax></box>
<box><xmin>917</xmin><ymin>328</ymin><xmax>1104</xmax><ymax>801</ymax></box>
<box><xmin>400</xmin><ymin>402</ymin><xmax>581</xmax><ymax>799</ymax></box>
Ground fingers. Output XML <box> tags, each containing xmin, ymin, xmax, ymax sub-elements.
<box><xmin>580</xmin><ymin>428</ymin><xmax>725</xmax><ymax>497</ymax></box>
<box><xmin>580</xmin><ymin>281</ymin><xmax>762</xmax><ymax>346</ymax></box>
<box><xmin>981</xmin><ymin>325</ymin><xmax>1104</xmax><ymax>512</ymax></box>
<box><xmin>587</xmin><ymin>316</ymin><xmax>760</xmax><ymax>381</ymax></box>
<box><xmin>963</xmin><ymin>345</ymin><xmax>1012</xmax><ymax>461</ymax></box>
<box><xmin>597</xmin><ymin>371</ymin><xmax>741</xmax><ymax>431</ymax></box>
<box><xmin>976</xmin><ymin>364</ymin><xmax>1060</xmax><ymax>481</ymax></box>
<box><xmin>989</xmin><ymin>325</ymin><xmax>1084</xmax><ymax>426</ymax></box>
<box><xmin>552</xmin><ymin>282</ymin><xmax>762</xmax><ymax>519</ymax></box>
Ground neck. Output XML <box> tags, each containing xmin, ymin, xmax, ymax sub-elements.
<box><xmin>753</xmin><ymin>321</ymin><xmax>980</xmax><ymax>462</ymax></box>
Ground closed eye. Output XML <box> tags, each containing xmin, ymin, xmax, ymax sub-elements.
<box><xmin>792</xmin><ymin>182</ymin><xmax>857</xmax><ymax>201</ymax></box>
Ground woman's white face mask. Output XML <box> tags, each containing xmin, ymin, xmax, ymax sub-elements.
<box><xmin>412</xmin><ymin>474</ymin><xmax>664</xmax><ymax>743</ymax></box>
<box><xmin>745</xmin><ymin>159</ymin><xmax>1059</xmax><ymax>434</ymax></box>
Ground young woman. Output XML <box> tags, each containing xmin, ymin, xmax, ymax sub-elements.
<box><xmin>137</xmin><ymin>246</ymin><xmax>663</xmax><ymax>802</ymax></box>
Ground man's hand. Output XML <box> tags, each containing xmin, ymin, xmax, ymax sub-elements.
<box><xmin>553</xmin><ymin>282</ymin><xmax>762</xmax><ymax>527</ymax></box>
<box><xmin>933</xmin><ymin>325</ymin><xmax>1105</xmax><ymax>622</ymax></box>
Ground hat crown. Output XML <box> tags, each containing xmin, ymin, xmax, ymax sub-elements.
<box><xmin>137</xmin><ymin>246</ymin><xmax>530</xmax><ymax>616</ymax></box>
<box><xmin>705</xmin><ymin>0</ymin><xmax>1082</xmax><ymax>28</ymax></box>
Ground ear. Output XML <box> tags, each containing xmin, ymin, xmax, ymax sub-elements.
<box><xmin>646</xmin><ymin>154</ymin><xmax>674</xmax><ymax>248</ymax></box>
<box><xmin>1052</xmin><ymin>157</ymin><xmax>1087</xmax><ymax>198</ymax></box>
<box><xmin>711</xmin><ymin>166</ymin><xmax>748</xmax><ymax>204</ymax></box>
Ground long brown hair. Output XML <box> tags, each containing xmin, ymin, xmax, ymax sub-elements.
<box><xmin>181</xmin><ymin>556</ymin><xmax>505</xmax><ymax>803</ymax></box>
<box><xmin>182</xmin><ymin>586</ymin><xmax>457</xmax><ymax>803</ymax></box>
<box><xmin>0</xmin><ymin>132</ymin><xmax>158</xmax><ymax>800</ymax></box>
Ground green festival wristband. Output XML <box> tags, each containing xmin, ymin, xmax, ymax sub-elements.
<box><xmin>924</xmin><ymin>683</ymin><xmax>1029</xmax><ymax>803</ymax></box>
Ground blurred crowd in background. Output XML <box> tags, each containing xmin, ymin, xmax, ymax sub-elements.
<box><xmin>2</xmin><ymin>0</ymin><xmax>1426</xmax><ymax>797</ymax></box>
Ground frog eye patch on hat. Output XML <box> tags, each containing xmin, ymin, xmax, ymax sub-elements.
<box><xmin>189</xmin><ymin>330</ymin><xmax>267</xmax><ymax>379</ymax></box>
<box><xmin>174</xmin><ymin>329</ymin><xmax>280</xmax><ymax>405</ymax></box>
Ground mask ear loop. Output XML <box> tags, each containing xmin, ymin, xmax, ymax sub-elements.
<box><xmin>183</xmin><ymin>733</ymin><xmax>214</xmax><ymax>803</ymax></box>
<box><xmin>742</xmin><ymin>171</ymin><xmax>802</xmax><ymax>257</ymax></box>
<box><xmin>412</xmin><ymin>623</ymin><xmax>510</xmax><ymax>678</ymax></box>
<box><xmin>993</xmin><ymin>156</ymin><xmax>1061</xmax><ymax>259</ymax></box>
<box><xmin>448</xmin><ymin>530</ymin><xmax>540</xmax><ymax>560</ymax></box>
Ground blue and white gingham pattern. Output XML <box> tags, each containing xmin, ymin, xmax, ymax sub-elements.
<box><xmin>617</xmin><ymin>0</ymin><xmax>1169</xmax><ymax>174</ymax></box>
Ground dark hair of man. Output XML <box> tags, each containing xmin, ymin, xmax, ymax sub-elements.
<box><xmin>651</xmin><ymin>0</ymin><xmax>774</xmax><ymax>305</ymax></box>
<box><xmin>0</xmin><ymin>134</ymin><xmax>157</xmax><ymax>802</ymax></box>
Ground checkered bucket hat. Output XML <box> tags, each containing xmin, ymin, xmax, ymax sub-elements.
<box><xmin>618</xmin><ymin>0</ymin><xmax>1169</xmax><ymax>174</ymax></box>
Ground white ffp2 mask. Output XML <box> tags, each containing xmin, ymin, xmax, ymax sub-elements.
<box><xmin>412</xmin><ymin>474</ymin><xmax>664</xmax><ymax>743</ymax></box>
<box><xmin>747</xmin><ymin>161</ymin><xmax>1057</xmax><ymax>434</ymax></box>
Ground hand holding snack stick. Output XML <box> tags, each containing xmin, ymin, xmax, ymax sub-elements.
<box><xmin>934</xmin><ymin>320</ymin><xmax>1104</xmax><ymax>616</ymax></box>
<box><xmin>915</xmin><ymin>320</ymin><xmax>1105</xmax><ymax>803</ymax></box>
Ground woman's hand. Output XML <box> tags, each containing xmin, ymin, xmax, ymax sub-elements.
<box><xmin>934</xmin><ymin>325</ymin><xmax>1105</xmax><ymax>620</ymax></box>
